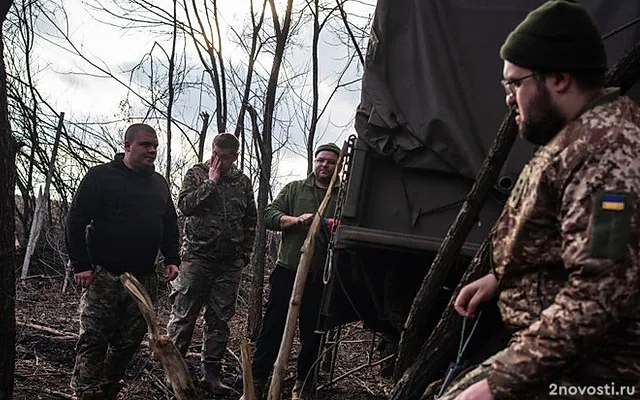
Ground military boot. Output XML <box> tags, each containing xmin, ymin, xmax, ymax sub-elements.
<box><xmin>238</xmin><ymin>377</ymin><xmax>266</xmax><ymax>400</ymax></box>
<box><xmin>200</xmin><ymin>362</ymin><xmax>233</xmax><ymax>395</ymax></box>
<box><xmin>101</xmin><ymin>379</ymin><xmax>125</xmax><ymax>400</ymax></box>
<box><xmin>291</xmin><ymin>379</ymin><xmax>315</xmax><ymax>400</ymax></box>
<box><xmin>77</xmin><ymin>388</ymin><xmax>106</xmax><ymax>400</ymax></box>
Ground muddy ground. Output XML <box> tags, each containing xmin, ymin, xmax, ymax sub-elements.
<box><xmin>14</xmin><ymin>267</ymin><xmax>394</xmax><ymax>400</ymax></box>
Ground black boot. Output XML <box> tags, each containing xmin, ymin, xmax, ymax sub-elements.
<box><xmin>200</xmin><ymin>362</ymin><xmax>233</xmax><ymax>395</ymax></box>
<box><xmin>77</xmin><ymin>388</ymin><xmax>106</xmax><ymax>400</ymax></box>
<box><xmin>101</xmin><ymin>379</ymin><xmax>125</xmax><ymax>400</ymax></box>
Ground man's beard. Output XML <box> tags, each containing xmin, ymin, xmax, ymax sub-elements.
<box><xmin>519</xmin><ymin>85</ymin><xmax>566</xmax><ymax>146</ymax></box>
<box><xmin>315</xmin><ymin>170</ymin><xmax>331</xmax><ymax>185</ymax></box>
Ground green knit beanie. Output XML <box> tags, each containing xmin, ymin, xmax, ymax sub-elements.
<box><xmin>315</xmin><ymin>142</ymin><xmax>341</xmax><ymax>157</ymax></box>
<box><xmin>500</xmin><ymin>0</ymin><xmax>606</xmax><ymax>72</ymax></box>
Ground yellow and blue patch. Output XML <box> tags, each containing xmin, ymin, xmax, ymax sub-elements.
<box><xmin>601</xmin><ymin>194</ymin><xmax>626</xmax><ymax>211</ymax></box>
<box><xmin>589</xmin><ymin>191</ymin><xmax>634</xmax><ymax>260</ymax></box>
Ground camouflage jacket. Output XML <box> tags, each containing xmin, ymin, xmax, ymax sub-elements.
<box><xmin>178</xmin><ymin>162</ymin><xmax>257</xmax><ymax>263</ymax></box>
<box><xmin>487</xmin><ymin>91</ymin><xmax>640</xmax><ymax>399</ymax></box>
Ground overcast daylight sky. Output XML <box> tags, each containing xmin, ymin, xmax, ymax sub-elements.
<box><xmin>27</xmin><ymin>0</ymin><xmax>377</xmax><ymax>186</ymax></box>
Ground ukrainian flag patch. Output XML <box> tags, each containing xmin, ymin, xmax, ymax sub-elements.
<box><xmin>601</xmin><ymin>194</ymin><xmax>626</xmax><ymax>211</ymax></box>
<box><xmin>589</xmin><ymin>191</ymin><xmax>635</xmax><ymax>259</ymax></box>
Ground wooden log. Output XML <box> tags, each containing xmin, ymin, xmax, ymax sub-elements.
<box><xmin>120</xmin><ymin>273</ymin><xmax>200</xmax><ymax>400</ymax></box>
<box><xmin>266</xmin><ymin>143</ymin><xmax>347</xmax><ymax>400</ymax></box>
<box><xmin>390</xmin><ymin>239</ymin><xmax>491</xmax><ymax>400</ymax></box>
<box><xmin>394</xmin><ymin>107</ymin><xmax>518</xmax><ymax>379</ymax></box>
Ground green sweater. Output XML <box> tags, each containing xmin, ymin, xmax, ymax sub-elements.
<box><xmin>264</xmin><ymin>174</ymin><xmax>339</xmax><ymax>271</ymax></box>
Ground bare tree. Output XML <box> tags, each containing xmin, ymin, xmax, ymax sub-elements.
<box><xmin>165</xmin><ymin>0</ymin><xmax>178</xmax><ymax>181</ymax></box>
<box><xmin>0</xmin><ymin>1</ymin><xmax>18</xmax><ymax>398</ymax></box>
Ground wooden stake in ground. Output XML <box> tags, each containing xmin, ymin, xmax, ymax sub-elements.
<box><xmin>20</xmin><ymin>112</ymin><xmax>64</xmax><ymax>281</ymax></box>
<box><xmin>120</xmin><ymin>273</ymin><xmax>200</xmax><ymax>400</ymax></box>
<box><xmin>267</xmin><ymin>143</ymin><xmax>347</xmax><ymax>400</ymax></box>
<box><xmin>241</xmin><ymin>338</ymin><xmax>256</xmax><ymax>400</ymax></box>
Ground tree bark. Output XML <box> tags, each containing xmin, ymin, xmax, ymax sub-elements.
<box><xmin>390</xmin><ymin>239</ymin><xmax>492</xmax><ymax>400</ymax></box>
<box><xmin>246</xmin><ymin>105</ymin><xmax>266</xmax><ymax>340</ymax></box>
<box><xmin>0</xmin><ymin>2</ymin><xmax>18</xmax><ymax>398</ymax></box>
<box><xmin>20</xmin><ymin>112</ymin><xmax>64</xmax><ymax>280</ymax></box>
<box><xmin>197</xmin><ymin>112</ymin><xmax>210</xmax><ymax>163</ymax></box>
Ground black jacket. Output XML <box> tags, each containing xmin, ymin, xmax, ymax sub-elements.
<box><xmin>65</xmin><ymin>154</ymin><xmax>180</xmax><ymax>275</ymax></box>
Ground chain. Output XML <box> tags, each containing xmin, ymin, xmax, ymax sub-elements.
<box><xmin>323</xmin><ymin>134</ymin><xmax>357</xmax><ymax>284</ymax></box>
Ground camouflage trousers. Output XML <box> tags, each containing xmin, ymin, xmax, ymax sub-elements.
<box><xmin>432</xmin><ymin>349</ymin><xmax>638</xmax><ymax>400</ymax></box>
<box><xmin>71</xmin><ymin>266</ymin><xmax>157</xmax><ymax>395</ymax></box>
<box><xmin>166</xmin><ymin>257</ymin><xmax>242</xmax><ymax>366</ymax></box>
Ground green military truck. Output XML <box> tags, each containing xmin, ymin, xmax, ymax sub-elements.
<box><xmin>319</xmin><ymin>0</ymin><xmax>640</xmax><ymax>389</ymax></box>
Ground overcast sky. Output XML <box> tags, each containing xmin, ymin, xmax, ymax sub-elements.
<box><xmin>29</xmin><ymin>0</ymin><xmax>376</xmax><ymax>187</ymax></box>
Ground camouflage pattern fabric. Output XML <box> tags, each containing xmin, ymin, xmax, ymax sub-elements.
<box><xmin>71</xmin><ymin>266</ymin><xmax>157</xmax><ymax>395</ymax></box>
<box><xmin>487</xmin><ymin>93</ymin><xmax>640</xmax><ymax>399</ymax></box>
<box><xmin>178</xmin><ymin>163</ymin><xmax>257</xmax><ymax>263</ymax></box>
<box><xmin>167</xmin><ymin>258</ymin><xmax>243</xmax><ymax>364</ymax></box>
<box><xmin>435</xmin><ymin>350</ymin><xmax>609</xmax><ymax>400</ymax></box>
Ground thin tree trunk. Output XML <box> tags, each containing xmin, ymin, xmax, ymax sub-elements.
<box><xmin>165</xmin><ymin>0</ymin><xmax>177</xmax><ymax>182</ymax></box>
<box><xmin>197</xmin><ymin>111</ymin><xmax>210</xmax><ymax>163</ymax></box>
<box><xmin>0</xmin><ymin>2</ymin><xmax>18</xmax><ymax>397</ymax></box>
<box><xmin>20</xmin><ymin>112</ymin><xmax>64</xmax><ymax>280</ymax></box>
<box><xmin>307</xmin><ymin>0</ymin><xmax>320</xmax><ymax>175</ymax></box>
<box><xmin>246</xmin><ymin>105</ymin><xmax>266</xmax><ymax>339</ymax></box>
<box><xmin>245</xmin><ymin>0</ymin><xmax>294</xmax><ymax>340</ymax></box>
<box><xmin>234</xmin><ymin>0</ymin><xmax>268</xmax><ymax>171</ymax></box>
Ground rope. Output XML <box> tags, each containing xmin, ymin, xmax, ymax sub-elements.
<box><xmin>456</xmin><ymin>318</ymin><xmax>468</xmax><ymax>364</ymax></box>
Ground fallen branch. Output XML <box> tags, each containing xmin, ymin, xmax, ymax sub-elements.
<box><xmin>41</xmin><ymin>387</ymin><xmax>74</xmax><ymax>399</ymax></box>
<box><xmin>317</xmin><ymin>354</ymin><xmax>395</xmax><ymax>390</ymax></box>
<box><xmin>143</xmin><ymin>368</ymin><xmax>174</xmax><ymax>398</ymax></box>
<box><xmin>17</xmin><ymin>321</ymin><xmax>78</xmax><ymax>339</ymax></box>
<box><xmin>267</xmin><ymin>142</ymin><xmax>347</xmax><ymax>400</ymax></box>
<box><xmin>121</xmin><ymin>273</ymin><xmax>200</xmax><ymax>400</ymax></box>
<box><xmin>227</xmin><ymin>347</ymin><xmax>242</xmax><ymax>368</ymax></box>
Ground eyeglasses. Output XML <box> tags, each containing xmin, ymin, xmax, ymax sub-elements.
<box><xmin>314</xmin><ymin>157</ymin><xmax>337</xmax><ymax>166</ymax></box>
<box><xmin>500</xmin><ymin>72</ymin><xmax>538</xmax><ymax>96</ymax></box>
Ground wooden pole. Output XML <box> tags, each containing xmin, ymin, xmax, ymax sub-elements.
<box><xmin>20</xmin><ymin>112</ymin><xmax>64</xmax><ymax>280</ymax></box>
<box><xmin>266</xmin><ymin>143</ymin><xmax>347</xmax><ymax>400</ymax></box>
<box><xmin>120</xmin><ymin>273</ymin><xmax>200</xmax><ymax>400</ymax></box>
<box><xmin>241</xmin><ymin>338</ymin><xmax>256</xmax><ymax>400</ymax></box>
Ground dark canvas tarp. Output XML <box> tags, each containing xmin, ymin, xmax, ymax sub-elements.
<box><xmin>356</xmin><ymin>0</ymin><xmax>640</xmax><ymax>180</ymax></box>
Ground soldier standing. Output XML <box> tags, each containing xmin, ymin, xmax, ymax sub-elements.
<box><xmin>239</xmin><ymin>142</ymin><xmax>341</xmax><ymax>400</ymax></box>
<box><xmin>167</xmin><ymin>133</ymin><xmax>257</xmax><ymax>395</ymax></box>
<box><xmin>437</xmin><ymin>1</ymin><xmax>640</xmax><ymax>400</ymax></box>
<box><xmin>66</xmin><ymin>123</ymin><xmax>180</xmax><ymax>400</ymax></box>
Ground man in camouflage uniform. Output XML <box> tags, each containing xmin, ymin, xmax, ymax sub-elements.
<box><xmin>66</xmin><ymin>123</ymin><xmax>180</xmax><ymax>400</ymax></box>
<box><xmin>239</xmin><ymin>142</ymin><xmax>341</xmax><ymax>400</ymax></box>
<box><xmin>167</xmin><ymin>133</ymin><xmax>257</xmax><ymax>395</ymax></box>
<box><xmin>438</xmin><ymin>1</ymin><xmax>640</xmax><ymax>400</ymax></box>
